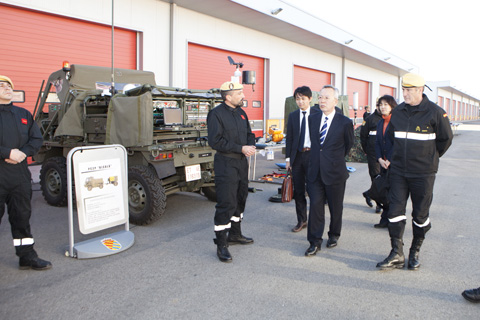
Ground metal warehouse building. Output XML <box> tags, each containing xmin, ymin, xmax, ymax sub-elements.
<box><xmin>1</xmin><ymin>0</ymin><xmax>479</xmax><ymax>136</ymax></box>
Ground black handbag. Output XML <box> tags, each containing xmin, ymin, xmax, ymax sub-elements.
<box><xmin>369</xmin><ymin>169</ymin><xmax>390</xmax><ymax>205</ymax></box>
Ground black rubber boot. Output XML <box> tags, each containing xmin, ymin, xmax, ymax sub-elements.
<box><xmin>19</xmin><ymin>257</ymin><xmax>52</xmax><ymax>271</ymax></box>
<box><xmin>376</xmin><ymin>238</ymin><xmax>405</xmax><ymax>270</ymax></box>
<box><xmin>228</xmin><ymin>222</ymin><xmax>254</xmax><ymax>245</ymax></box>
<box><xmin>408</xmin><ymin>238</ymin><xmax>424</xmax><ymax>270</ymax></box>
<box><xmin>214</xmin><ymin>231</ymin><xmax>232</xmax><ymax>263</ymax></box>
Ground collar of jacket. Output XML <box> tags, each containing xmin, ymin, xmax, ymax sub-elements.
<box><xmin>398</xmin><ymin>94</ymin><xmax>429</xmax><ymax>113</ymax></box>
<box><xmin>222</xmin><ymin>102</ymin><xmax>240</xmax><ymax>112</ymax></box>
<box><xmin>0</xmin><ymin>103</ymin><xmax>12</xmax><ymax>112</ymax></box>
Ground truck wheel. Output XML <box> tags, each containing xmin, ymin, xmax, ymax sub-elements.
<box><xmin>128</xmin><ymin>165</ymin><xmax>166</xmax><ymax>225</ymax></box>
<box><xmin>202</xmin><ymin>186</ymin><xmax>217</xmax><ymax>202</ymax></box>
<box><xmin>40</xmin><ymin>156</ymin><xmax>68</xmax><ymax>206</ymax></box>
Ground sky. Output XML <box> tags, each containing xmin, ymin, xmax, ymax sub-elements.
<box><xmin>286</xmin><ymin>0</ymin><xmax>480</xmax><ymax>98</ymax></box>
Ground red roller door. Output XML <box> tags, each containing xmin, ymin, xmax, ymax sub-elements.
<box><xmin>445</xmin><ymin>98</ymin><xmax>451</xmax><ymax>119</ymax></box>
<box><xmin>347</xmin><ymin>77</ymin><xmax>370</xmax><ymax>120</ymax></box>
<box><xmin>188</xmin><ymin>43</ymin><xmax>265</xmax><ymax>137</ymax></box>
<box><xmin>0</xmin><ymin>4</ymin><xmax>137</xmax><ymax>114</ymax></box>
<box><xmin>293</xmin><ymin>65</ymin><xmax>332</xmax><ymax>92</ymax></box>
<box><xmin>379</xmin><ymin>84</ymin><xmax>395</xmax><ymax>98</ymax></box>
<box><xmin>438</xmin><ymin>96</ymin><xmax>445</xmax><ymax>112</ymax></box>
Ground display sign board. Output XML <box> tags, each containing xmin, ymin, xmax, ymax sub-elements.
<box><xmin>67</xmin><ymin>145</ymin><xmax>134</xmax><ymax>259</ymax></box>
<box><xmin>73</xmin><ymin>156</ymin><xmax>126</xmax><ymax>234</ymax></box>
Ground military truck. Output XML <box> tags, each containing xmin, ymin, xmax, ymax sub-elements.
<box><xmin>84</xmin><ymin>177</ymin><xmax>104</xmax><ymax>191</ymax></box>
<box><xmin>33</xmin><ymin>64</ymin><xmax>220</xmax><ymax>225</ymax></box>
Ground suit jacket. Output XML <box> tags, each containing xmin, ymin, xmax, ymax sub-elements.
<box><xmin>285</xmin><ymin>107</ymin><xmax>320</xmax><ymax>165</ymax></box>
<box><xmin>307</xmin><ymin>111</ymin><xmax>354</xmax><ymax>185</ymax></box>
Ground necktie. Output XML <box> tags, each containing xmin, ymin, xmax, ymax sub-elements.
<box><xmin>320</xmin><ymin>117</ymin><xmax>328</xmax><ymax>145</ymax></box>
<box><xmin>298</xmin><ymin>111</ymin><xmax>307</xmax><ymax>152</ymax></box>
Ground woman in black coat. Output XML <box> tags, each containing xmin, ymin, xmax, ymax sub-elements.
<box><xmin>373</xmin><ymin>95</ymin><xmax>397</xmax><ymax>228</ymax></box>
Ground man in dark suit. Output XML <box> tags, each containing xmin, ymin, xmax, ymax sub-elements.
<box><xmin>305</xmin><ymin>85</ymin><xmax>354</xmax><ymax>256</ymax></box>
<box><xmin>285</xmin><ymin>86</ymin><xmax>320</xmax><ymax>232</ymax></box>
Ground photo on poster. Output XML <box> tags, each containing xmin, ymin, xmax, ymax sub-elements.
<box><xmin>75</xmin><ymin>158</ymin><xmax>126</xmax><ymax>234</ymax></box>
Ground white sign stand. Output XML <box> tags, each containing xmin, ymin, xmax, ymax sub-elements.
<box><xmin>66</xmin><ymin>145</ymin><xmax>134</xmax><ymax>259</ymax></box>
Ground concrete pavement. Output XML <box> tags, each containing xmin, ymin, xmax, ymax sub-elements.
<box><xmin>1</xmin><ymin>121</ymin><xmax>479</xmax><ymax>319</ymax></box>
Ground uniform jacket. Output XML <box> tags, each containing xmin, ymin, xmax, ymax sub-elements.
<box><xmin>389</xmin><ymin>95</ymin><xmax>453</xmax><ymax>176</ymax></box>
<box><xmin>360</xmin><ymin>109</ymin><xmax>382</xmax><ymax>155</ymax></box>
<box><xmin>0</xmin><ymin>103</ymin><xmax>42</xmax><ymax>160</ymax></box>
<box><xmin>207</xmin><ymin>102</ymin><xmax>256</xmax><ymax>155</ymax></box>
<box><xmin>307</xmin><ymin>111</ymin><xmax>354</xmax><ymax>185</ymax></box>
<box><xmin>285</xmin><ymin>107</ymin><xmax>320</xmax><ymax>165</ymax></box>
<box><xmin>0</xmin><ymin>103</ymin><xmax>43</xmax><ymax>183</ymax></box>
<box><xmin>375</xmin><ymin>117</ymin><xmax>394</xmax><ymax>162</ymax></box>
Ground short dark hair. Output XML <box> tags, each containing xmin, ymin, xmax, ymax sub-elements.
<box><xmin>294</xmin><ymin>86</ymin><xmax>312</xmax><ymax>99</ymax></box>
<box><xmin>377</xmin><ymin>95</ymin><xmax>398</xmax><ymax>109</ymax></box>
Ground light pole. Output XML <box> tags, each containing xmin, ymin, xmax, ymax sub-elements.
<box><xmin>353</xmin><ymin>92</ymin><xmax>359</xmax><ymax>127</ymax></box>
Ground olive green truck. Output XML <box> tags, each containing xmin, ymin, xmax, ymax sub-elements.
<box><xmin>33</xmin><ymin>64</ymin><xmax>219</xmax><ymax>225</ymax></box>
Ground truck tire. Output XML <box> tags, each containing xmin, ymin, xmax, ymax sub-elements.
<box><xmin>128</xmin><ymin>165</ymin><xmax>166</xmax><ymax>225</ymax></box>
<box><xmin>40</xmin><ymin>156</ymin><xmax>68</xmax><ymax>206</ymax></box>
<box><xmin>202</xmin><ymin>186</ymin><xmax>217</xmax><ymax>202</ymax></box>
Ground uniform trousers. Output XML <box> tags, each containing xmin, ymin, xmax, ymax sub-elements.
<box><xmin>367</xmin><ymin>152</ymin><xmax>381</xmax><ymax>181</ymax></box>
<box><xmin>291</xmin><ymin>151</ymin><xmax>310</xmax><ymax>224</ymax></box>
<box><xmin>387</xmin><ymin>173</ymin><xmax>435</xmax><ymax>239</ymax></box>
<box><xmin>0</xmin><ymin>179</ymin><xmax>37</xmax><ymax>259</ymax></box>
<box><xmin>213</xmin><ymin>154</ymin><xmax>249</xmax><ymax>230</ymax></box>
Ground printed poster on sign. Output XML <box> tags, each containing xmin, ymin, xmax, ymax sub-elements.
<box><xmin>76</xmin><ymin>158</ymin><xmax>126</xmax><ymax>234</ymax></box>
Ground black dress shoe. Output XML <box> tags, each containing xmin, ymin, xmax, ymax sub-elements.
<box><xmin>292</xmin><ymin>221</ymin><xmax>307</xmax><ymax>232</ymax></box>
<box><xmin>462</xmin><ymin>287</ymin><xmax>480</xmax><ymax>303</ymax></box>
<box><xmin>19</xmin><ymin>257</ymin><xmax>52</xmax><ymax>271</ymax></box>
<box><xmin>305</xmin><ymin>244</ymin><xmax>321</xmax><ymax>256</ymax></box>
<box><xmin>227</xmin><ymin>234</ymin><xmax>254</xmax><ymax>245</ymax></box>
<box><xmin>375</xmin><ymin>205</ymin><xmax>382</xmax><ymax>213</ymax></box>
<box><xmin>362</xmin><ymin>191</ymin><xmax>373</xmax><ymax>208</ymax></box>
<box><xmin>326</xmin><ymin>238</ymin><xmax>338</xmax><ymax>248</ymax></box>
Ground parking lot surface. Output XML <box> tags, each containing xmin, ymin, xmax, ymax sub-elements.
<box><xmin>1</xmin><ymin>121</ymin><xmax>479</xmax><ymax>319</ymax></box>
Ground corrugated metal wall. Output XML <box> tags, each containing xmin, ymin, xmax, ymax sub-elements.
<box><xmin>188</xmin><ymin>42</ymin><xmax>265</xmax><ymax>136</ymax></box>
<box><xmin>0</xmin><ymin>4</ymin><xmax>137</xmax><ymax>113</ymax></box>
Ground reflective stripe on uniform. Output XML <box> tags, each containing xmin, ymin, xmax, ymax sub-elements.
<box><xmin>214</xmin><ymin>223</ymin><xmax>231</xmax><ymax>231</ymax></box>
<box><xmin>413</xmin><ymin>217</ymin><xmax>431</xmax><ymax>228</ymax></box>
<box><xmin>230</xmin><ymin>216</ymin><xmax>241</xmax><ymax>223</ymax></box>
<box><xmin>395</xmin><ymin>131</ymin><xmax>436</xmax><ymax>141</ymax></box>
<box><xmin>389</xmin><ymin>215</ymin><xmax>407</xmax><ymax>223</ymax></box>
<box><xmin>13</xmin><ymin>238</ymin><xmax>34</xmax><ymax>246</ymax></box>
<box><xmin>369</xmin><ymin>131</ymin><xmax>377</xmax><ymax>135</ymax></box>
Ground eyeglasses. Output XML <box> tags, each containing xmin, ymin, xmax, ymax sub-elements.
<box><xmin>0</xmin><ymin>82</ymin><xmax>13</xmax><ymax>89</ymax></box>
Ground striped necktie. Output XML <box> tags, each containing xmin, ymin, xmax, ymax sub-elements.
<box><xmin>320</xmin><ymin>117</ymin><xmax>328</xmax><ymax>144</ymax></box>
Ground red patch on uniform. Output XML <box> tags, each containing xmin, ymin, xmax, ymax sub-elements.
<box><xmin>21</xmin><ymin>118</ymin><xmax>28</xmax><ymax>124</ymax></box>
<box><xmin>241</xmin><ymin>115</ymin><xmax>245</xmax><ymax>120</ymax></box>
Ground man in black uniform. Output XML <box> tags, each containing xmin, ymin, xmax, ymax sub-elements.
<box><xmin>207</xmin><ymin>81</ymin><xmax>256</xmax><ymax>263</ymax></box>
<box><xmin>0</xmin><ymin>75</ymin><xmax>52</xmax><ymax>270</ymax></box>
<box><xmin>360</xmin><ymin>101</ymin><xmax>383</xmax><ymax>213</ymax></box>
<box><xmin>362</xmin><ymin>105</ymin><xmax>370</xmax><ymax>121</ymax></box>
<box><xmin>376</xmin><ymin>73</ymin><xmax>453</xmax><ymax>270</ymax></box>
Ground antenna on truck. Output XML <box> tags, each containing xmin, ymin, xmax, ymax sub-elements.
<box><xmin>110</xmin><ymin>0</ymin><xmax>115</xmax><ymax>95</ymax></box>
